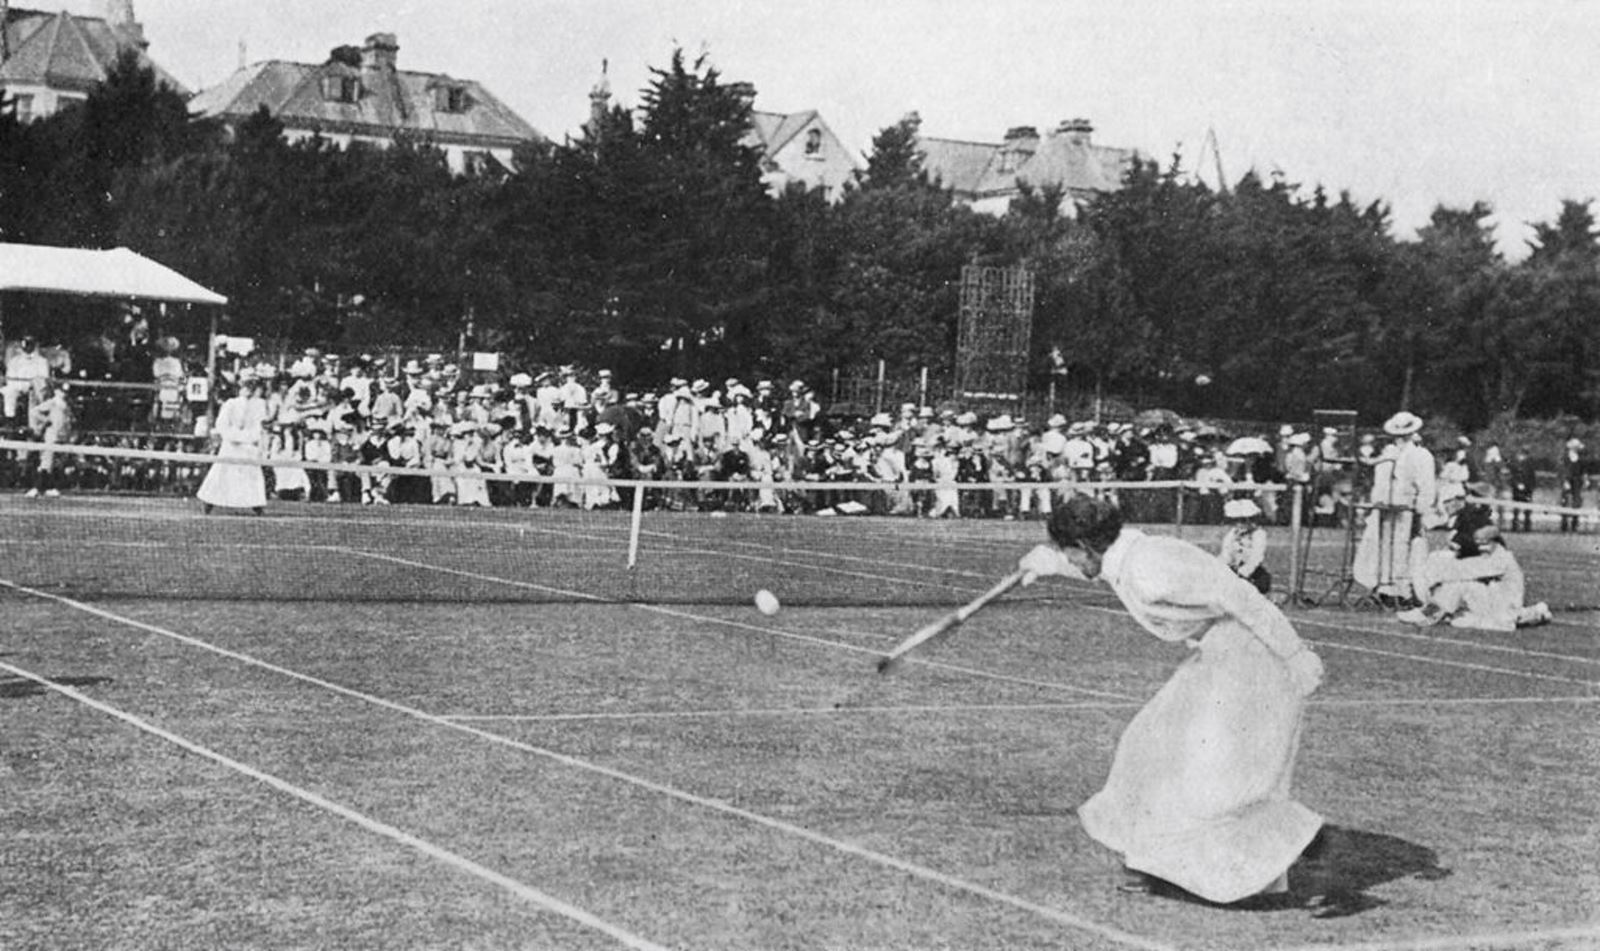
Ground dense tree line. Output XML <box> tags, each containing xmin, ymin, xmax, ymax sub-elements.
<box><xmin>1</xmin><ymin>49</ymin><xmax>1596</xmax><ymax>429</ymax></box>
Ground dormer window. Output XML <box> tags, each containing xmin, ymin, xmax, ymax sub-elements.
<box><xmin>321</xmin><ymin>75</ymin><xmax>361</xmax><ymax>103</ymax></box>
<box><xmin>435</xmin><ymin>85</ymin><xmax>470</xmax><ymax>113</ymax></box>
<box><xmin>804</xmin><ymin>128</ymin><xmax>823</xmax><ymax>157</ymax></box>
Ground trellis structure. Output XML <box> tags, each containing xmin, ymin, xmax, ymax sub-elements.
<box><xmin>955</xmin><ymin>264</ymin><xmax>1034</xmax><ymax>410</ymax></box>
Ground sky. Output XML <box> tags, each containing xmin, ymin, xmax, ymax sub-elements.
<box><xmin>33</xmin><ymin>1</ymin><xmax>1600</xmax><ymax>258</ymax></box>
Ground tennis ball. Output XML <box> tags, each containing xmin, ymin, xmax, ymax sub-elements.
<box><xmin>754</xmin><ymin>589</ymin><xmax>780</xmax><ymax>616</ymax></box>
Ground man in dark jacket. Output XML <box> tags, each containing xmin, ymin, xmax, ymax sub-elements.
<box><xmin>1508</xmin><ymin>448</ymin><xmax>1538</xmax><ymax>532</ymax></box>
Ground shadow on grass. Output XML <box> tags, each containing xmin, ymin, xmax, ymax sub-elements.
<box><xmin>0</xmin><ymin>675</ymin><xmax>114</xmax><ymax>699</ymax></box>
<box><xmin>1143</xmin><ymin>824</ymin><xmax>1450</xmax><ymax>918</ymax></box>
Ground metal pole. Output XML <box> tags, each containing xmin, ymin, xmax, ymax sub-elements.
<box><xmin>1288</xmin><ymin>485</ymin><xmax>1305</xmax><ymax>605</ymax></box>
<box><xmin>875</xmin><ymin>359</ymin><xmax>885</xmax><ymax>415</ymax></box>
<box><xmin>919</xmin><ymin>367</ymin><xmax>928</xmax><ymax>408</ymax></box>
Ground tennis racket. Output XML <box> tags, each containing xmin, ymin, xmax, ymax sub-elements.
<box><xmin>876</xmin><ymin>569</ymin><xmax>1030</xmax><ymax>675</ymax></box>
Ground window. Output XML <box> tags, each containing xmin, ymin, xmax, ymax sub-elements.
<box><xmin>12</xmin><ymin>94</ymin><xmax>34</xmax><ymax>123</ymax></box>
<box><xmin>435</xmin><ymin>85</ymin><xmax>470</xmax><ymax>113</ymax></box>
<box><xmin>321</xmin><ymin>75</ymin><xmax>360</xmax><ymax>103</ymax></box>
<box><xmin>804</xmin><ymin>128</ymin><xmax>823</xmax><ymax>157</ymax></box>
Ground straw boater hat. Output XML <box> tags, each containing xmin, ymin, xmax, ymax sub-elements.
<box><xmin>1224</xmin><ymin>498</ymin><xmax>1262</xmax><ymax>520</ymax></box>
<box><xmin>1383</xmin><ymin>412</ymin><xmax>1424</xmax><ymax>437</ymax></box>
<box><xmin>986</xmin><ymin>415</ymin><xmax>1014</xmax><ymax>432</ymax></box>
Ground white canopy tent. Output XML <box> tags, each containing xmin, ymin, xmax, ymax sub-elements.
<box><xmin>0</xmin><ymin>243</ymin><xmax>227</xmax><ymax>305</ymax></box>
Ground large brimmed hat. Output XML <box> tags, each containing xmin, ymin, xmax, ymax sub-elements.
<box><xmin>1383</xmin><ymin>411</ymin><xmax>1424</xmax><ymax>436</ymax></box>
<box><xmin>1047</xmin><ymin>414</ymin><xmax>1068</xmax><ymax>428</ymax></box>
<box><xmin>1223</xmin><ymin>498</ymin><xmax>1262</xmax><ymax>520</ymax></box>
<box><xmin>986</xmin><ymin>414</ymin><xmax>1014</xmax><ymax>432</ymax></box>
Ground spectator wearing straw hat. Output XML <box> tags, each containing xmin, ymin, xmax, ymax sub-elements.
<box><xmin>3</xmin><ymin>334</ymin><xmax>53</xmax><ymax>421</ymax></box>
<box><xmin>548</xmin><ymin>426</ymin><xmax>584</xmax><ymax>508</ymax></box>
<box><xmin>369</xmin><ymin>376</ymin><xmax>404</xmax><ymax>430</ymax></box>
<box><xmin>355</xmin><ymin>418</ymin><xmax>392</xmax><ymax>504</ymax></box>
<box><xmin>1219</xmin><ymin>497</ymin><xmax>1272</xmax><ymax>594</ymax></box>
<box><xmin>386</xmin><ymin>421</ymin><xmax>429</xmax><ymax>504</ymax></box>
<box><xmin>558</xmin><ymin>366</ymin><xmax>588</xmax><ymax>433</ymax></box>
<box><xmin>197</xmin><ymin>372</ymin><xmax>270</xmax><ymax>515</ymax></box>
<box><xmin>1507</xmin><ymin>447</ymin><xmax>1536</xmax><ymax>532</ymax></box>
<box><xmin>1354</xmin><ymin>411</ymin><xmax>1436</xmax><ymax>605</ymax></box>
<box><xmin>23</xmin><ymin>378</ymin><xmax>71</xmax><ymax>498</ymax></box>
<box><xmin>451</xmin><ymin>421</ymin><xmax>491</xmax><ymax>508</ymax></box>
<box><xmin>1556</xmin><ymin>438</ymin><xmax>1588</xmax><ymax>532</ymax></box>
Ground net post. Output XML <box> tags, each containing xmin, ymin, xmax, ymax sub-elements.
<box><xmin>1173</xmin><ymin>483</ymin><xmax>1186</xmax><ymax>538</ymax></box>
<box><xmin>627</xmin><ymin>481</ymin><xmax>644</xmax><ymax>569</ymax></box>
<box><xmin>1287</xmin><ymin>484</ymin><xmax>1305</xmax><ymax>605</ymax></box>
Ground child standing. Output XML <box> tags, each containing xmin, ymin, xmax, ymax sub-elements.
<box><xmin>1220</xmin><ymin>497</ymin><xmax>1272</xmax><ymax>595</ymax></box>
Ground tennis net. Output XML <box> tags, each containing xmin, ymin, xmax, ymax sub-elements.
<box><xmin>0</xmin><ymin>438</ymin><xmax>1255</xmax><ymax>606</ymax></box>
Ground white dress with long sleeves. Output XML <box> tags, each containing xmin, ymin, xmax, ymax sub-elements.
<box><xmin>1353</xmin><ymin>440</ymin><xmax>1437</xmax><ymax>597</ymax></box>
<box><xmin>1078</xmin><ymin>529</ymin><xmax>1323</xmax><ymax>904</ymax></box>
<box><xmin>197</xmin><ymin>394</ymin><xmax>270</xmax><ymax>509</ymax></box>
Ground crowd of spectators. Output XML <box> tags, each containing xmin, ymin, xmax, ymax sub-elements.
<box><xmin>5</xmin><ymin>339</ymin><xmax>1593</xmax><ymax>530</ymax></box>
<box><xmin>203</xmin><ymin>350</ymin><xmax>1308</xmax><ymax>520</ymax></box>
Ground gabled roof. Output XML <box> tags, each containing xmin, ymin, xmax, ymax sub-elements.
<box><xmin>189</xmin><ymin>59</ymin><xmax>542</xmax><ymax>147</ymax></box>
<box><xmin>0</xmin><ymin>6</ymin><xmax>186</xmax><ymax>94</ymax></box>
<box><xmin>749</xmin><ymin>109</ymin><xmax>819</xmax><ymax>153</ymax></box>
<box><xmin>918</xmin><ymin>124</ymin><xmax>1135</xmax><ymax>200</ymax></box>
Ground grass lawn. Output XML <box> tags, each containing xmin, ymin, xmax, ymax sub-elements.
<box><xmin>2</xmin><ymin>498</ymin><xmax>1597</xmax><ymax>950</ymax></box>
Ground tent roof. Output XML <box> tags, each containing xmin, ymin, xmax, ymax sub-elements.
<box><xmin>0</xmin><ymin>243</ymin><xmax>227</xmax><ymax>306</ymax></box>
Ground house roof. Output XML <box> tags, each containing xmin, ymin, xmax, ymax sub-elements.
<box><xmin>919</xmin><ymin>125</ymin><xmax>1134</xmax><ymax>200</ymax></box>
<box><xmin>749</xmin><ymin>109</ymin><xmax>819</xmax><ymax>153</ymax></box>
<box><xmin>189</xmin><ymin>58</ymin><xmax>542</xmax><ymax>148</ymax></box>
<box><xmin>0</xmin><ymin>243</ymin><xmax>226</xmax><ymax>306</ymax></box>
<box><xmin>917</xmin><ymin>136</ymin><xmax>1005</xmax><ymax>194</ymax></box>
<box><xmin>0</xmin><ymin>6</ymin><xmax>186</xmax><ymax>94</ymax></box>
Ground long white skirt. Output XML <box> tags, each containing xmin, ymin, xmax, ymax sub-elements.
<box><xmin>197</xmin><ymin>440</ymin><xmax>267</xmax><ymax>509</ymax></box>
<box><xmin>1078</xmin><ymin>621</ymin><xmax>1322</xmax><ymax>903</ymax></box>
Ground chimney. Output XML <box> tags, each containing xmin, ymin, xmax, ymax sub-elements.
<box><xmin>362</xmin><ymin>33</ymin><xmax>398</xmax><ymax>71</ymax></box>
<box><xmin>102</xmin><ymin>0</ymin><xmax>146</xmax><ymax>49</ymax></box>
<box><xmin>1057</xmin><ymin>118</ymin><xmax>1094</xmax><ymax>146</ymax></box>
<box><xmin>588</xmin><ymin>58</ymin><xmax>611</xmax><ymax>129</ymax></box>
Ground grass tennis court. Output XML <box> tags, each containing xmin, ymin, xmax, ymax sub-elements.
<box><xmin>2</xmin><ymin>496</ymin><xmax>1597</xmax><ymax>950</ymax></box>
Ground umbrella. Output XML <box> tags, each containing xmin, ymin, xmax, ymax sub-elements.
<box><xmin>1226</xmin><ymin>436</ymin><xmax>1273</xmax><ymax>456</ymax></box>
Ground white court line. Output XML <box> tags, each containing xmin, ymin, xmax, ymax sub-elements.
<box><xmin>1035</xmin><ymin>590</ymin><xmax>1600</xmax><ymax>687</ymax></box>
<box><xmin>441</xmin><ymin>692</ymin><xmax>1596</xmax><ymax>723</ymax></box>
<box><xmin>0</xmin><ymin>655</ymin><xmax>671</xmax><ymax>951</ymax></box>
<box><xmin>1272</xmin><ymin>923</ymin><xmax>1600</xmax><ymax>951</ymax></box>
<box><xmin>445</xmin><ymin>701</ymin><xmax>1144</xmax><ymax>722</ymax></box>
<box><xmin>1295</xmin><ymin>614</ymin><xmax>1600</xmax><ymax>667</ymax></box>
<box><xmin>2</xmin><ymin>580</ymin><xmax>1178</xmax><ymax>951</ymax></box>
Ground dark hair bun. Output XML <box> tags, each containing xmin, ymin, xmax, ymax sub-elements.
<box><xmin>1047</xmin><ymin>494</ymin><xmax>1124</xmax><ymax>553</ymax></box>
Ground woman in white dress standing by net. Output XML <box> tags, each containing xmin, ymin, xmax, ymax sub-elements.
<box><xmin>198</xmin><ymin>372</ymin><xmax>270</xmax><ymax>514</ymax></box>
<box><xmin>1019</xmin><ymin>494</ymin><xmax>1325</xmax><ymax>904</ymax></box>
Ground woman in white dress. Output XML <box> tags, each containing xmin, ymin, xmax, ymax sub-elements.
<box><xmin>1019</xmin><ymin>494</ymin><xmax>1325</xmax><ymax>904</ymax></box>
<box><xmin>197</xmin><ymin>374</ymin><xmax>270</xmax><ymax>514</ymax></box>
<box><xmin>548</xmin><ymin>431</ymin><xmax>584</xmax><ymax>508</ymax></box>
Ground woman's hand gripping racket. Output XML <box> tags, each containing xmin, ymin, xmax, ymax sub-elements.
<box><xmin>876</xmin><ymin>569</ymin><xmax>1032</xmax><ymax>675</ymax></box>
